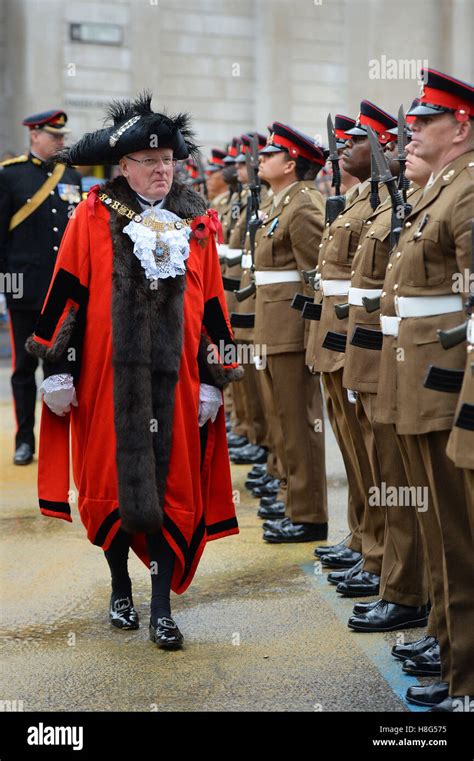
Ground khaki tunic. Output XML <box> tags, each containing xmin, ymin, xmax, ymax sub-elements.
<box><xmin>379</xmin><ymin>151</ymin><xmax>474</xmax><ymax>435</ymax></box>
<box><xmin>253</xmin><ymin>180</ymin><xmax>328</xmax><ymax>524</ymax></box>
<box><xmin>377</xmin><ymin>150</ymin><xmax>474</xmax><ymax>697</ymax></box>
<box><xmin>254</xmin><ymin>182</ymin><xmax>324</xmax><ymax>354</ymax></box>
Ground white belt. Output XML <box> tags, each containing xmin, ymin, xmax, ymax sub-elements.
<box><xmin>348</xmin><ymin>287</ymin><xmax>382</xmax><ymax>306</ymax></box>
<box><xmin>241</xmin><ymin>253</ymin><xmax>253</xmax><ymax>269</ymax></box>
<box><xmin>225</xmin><ymin>248</ymin><xmax>243</xmax><ymax>266</ymax></box>
<box><xmin>468</xmin><ymin>316</ymin><xmax>474</xmax><ymax>345</ymax></box>
<box><xmin>255</xmin><ymin>270</ymin><xmax>300</xmax><ymax>286</ymax></box>
<box><xmin>217</xmin><ymin>244</ymin><xmax>228</xmax><ymax>260</ymax></box>
<box><xmin>321</xmin><ymin>279</ymin><xmax>351</xmax><ymax>297</ymax></box>
<box><xmin>380</xmin><ymin>315</ymin><xmax>401</xmax><ymax>337</ymax></box>
<box><xmin>395</xmin><ymin>294</ymin><xmax>463</xmax><ymax>319</ymax></box>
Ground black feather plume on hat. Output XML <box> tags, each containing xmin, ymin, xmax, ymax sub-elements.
<box><xmin>54</xmin><ymin>91</ymin><xmax>200</xmax><ymax>166</ymax></box>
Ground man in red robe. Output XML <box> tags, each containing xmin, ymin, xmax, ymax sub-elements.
<box><xmin>26</xmin><ymin>94</ymin><xmax>242</xmax><ymax>650</ymax></box>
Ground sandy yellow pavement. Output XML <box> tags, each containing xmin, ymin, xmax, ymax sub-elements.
<box><xmin>0</xmin><ymin>372</ymin><xmax>411</xmax><ymax>712</ymax></box>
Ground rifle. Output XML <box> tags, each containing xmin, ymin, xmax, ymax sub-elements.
<box><xmin>396</xmin><ymin>105</ymin><xmax>410</xmax><ymax>203</ymax></box>
<box><xmin>229</xmin><ymin>180</ymin><xmax>243</xmax><ymax>234</ymax></box>
<box><xmin>194</xmin><ymin>153</ymin><xmax>209</xmax><ymax>204</ymax></box>
<box><xmin>234</xmin><ymin>134</ymin><xmax>262</xmax><ymax>302</ymax></box>
<box><xmin>366</xmin><ymin>125</ymin><xmax>411</xmax><ymax>250</ymax></box>
<box><xmin>325</xmin><ymin>114</ymin><xmax>346</xmax><ymax>225</ymax></box>
<box><xmin>437</xmin><ymin>220</ymin><xmax>474</xmax><ymax>348</ymax></box>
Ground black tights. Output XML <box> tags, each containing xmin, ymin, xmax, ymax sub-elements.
<box><xmin>104</xmin><ymin>528</ymin><xmax>175</xmax><ymax>625</ymax></box>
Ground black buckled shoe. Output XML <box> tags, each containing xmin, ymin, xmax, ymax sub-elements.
<box><xmin>260</xmin><ymin>495</ymin><xmax>278</xmax><ymax>507</ymax></box>
<box><xmin>391</xmin><ymin>635</ymin><xmax>437</xmax><ymax>662</ymax></box>
<box><xmin>321</xmin><ymin>547</ymin><xmax>362</xmax><ymax>569</ymax></box>
<box><xmin>227</xmin><ymin>433</ymin><xmax>249</xmax><ymax>448</ymax></box>
<box><xmin>149</xmin><ymin>617</ymin><xmax>184</xmax><ymax>650</ymax></box>
<box><xmin>13</xmin><ymin>442</ymin><xmax>34</xmax><ymax>465</ymax></box>
<box><xmin>258</xmin><ymin>501</ymin><xmax>286</xmax><ymax>520</ymax></box>
<box><xmin>402</xmin><ymin>642</ymin><xmax>441</xmax><ymax>676</ymax></box>
<box><xmin>347</xmin><ymin>600</ymin><xmax>428</xmax><ymax>631</ymax></box>
<box><xmin>245</xmin><ymin>473</ymin><xmax>273</xmax><ymax>490</ymax></box>
<box><xmin>406</xmin><ymin>681</ymin><xmax>449</xmax><ymax>707</ymax></box>
<box><xmin>263</xmin><ymin>521</ymin><xmax>328</xmax><ymax>543</ymax></box>
<box><xmin>252</xmin><ymin>478</ymin><xmax>281</xmax><ymax>497</ymax></box>
<box><xmin>336</xmin><ymin>570</ymin><xmax>380</xmax><ymax>598</ymax></box>
<box><xmin>262</xmin><ymin>515</ymin><xmax>290</xmax><ymax>531</ymax></box>
<box><xmin>248</xmin><ymin>464</ymin><xmax>266</xmax><ymax>478</ymax></box>
<box><xmin>109</xmin><ymin>595</ymin><xmax>139</xmax><ymax>630</ymax></box>
<box><xmin>353</xmin><ymin>598</ymin><xmax>382</xmax><ymax>615</ymax></box>
<box><xmin>314</xmin><ymin>534</ymin><xmax>351</xmax><ymax>558</ymax></box>
<box><xmin>327</xmin><ymin>558</ymin><xmax>364</xmax><ymax>585</ymax></box>
<box><xmin>231</xmin><ymin>445</ymin><xmax>268</xmax><ymax>465</ymax></box>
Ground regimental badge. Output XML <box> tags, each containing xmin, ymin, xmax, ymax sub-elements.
<box><xmin>57</xmin><ymin>183</ymin><xmax>81</xmax><ymax>204</ymax></box>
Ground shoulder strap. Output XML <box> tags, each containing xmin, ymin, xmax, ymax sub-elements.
<box><xmin>9</xmin><ymin>164</ymin><xmax>66</xmax><ymax>232</ymax></box>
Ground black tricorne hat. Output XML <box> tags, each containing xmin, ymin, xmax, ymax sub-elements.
<box><xmin>56</xmin><ymin>92</ymin><xmax>199</xmax><ymax>166</ymax></box>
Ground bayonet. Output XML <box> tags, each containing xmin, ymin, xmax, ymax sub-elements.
<box><xmin>234</xmin><ymin>134</ymin><xmax>262</xmax><ymax>302</ymax></box>
<box><xmin>325</xmin><ymin>114</ymin><xmax>346</xmax><ymax>224</ymax></box>
<box><xmin>366</xmin><ymin>125</ymin><xmax>409</xmax><ymax>248</ymax></box>
<box><xmin>194</xmin><ymin>153</ymin><xmax>208</xmax><ymax>203</ymax></box>
<box><xmin>369</xmin><ymin>151</ymin><xmax>380</xmax><ymax>211</ymax></box>
<box><xmin>397</xmin><ymin>105</ymin><xmax>410</xmax><ymax>202</ymax></box>
<box><xmin>327</xmin><ymin>114</ymin><xmax>341</xmax><ymax>195</ymax></box>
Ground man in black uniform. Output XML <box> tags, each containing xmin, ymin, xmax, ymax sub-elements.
<box><xmin>0</xmin><ymin>110</ymin><xmax>82</xmax><ymax>464</ymax></box>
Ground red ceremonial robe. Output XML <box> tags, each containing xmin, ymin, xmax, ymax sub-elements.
<box><xmin>26</xmin><ymin>179</ymin><xmax>240</xmax><ymax>594</ymax></box>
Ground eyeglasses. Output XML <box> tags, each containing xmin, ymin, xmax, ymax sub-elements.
<box><xmin>125</xmin><ymin>155</ymin><xmax>176</xmax><ymax>169</ymax></box>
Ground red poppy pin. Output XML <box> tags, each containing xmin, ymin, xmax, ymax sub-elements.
<box><xmin>190</xmin><ymin>209</ymin><xmax>224</xmax><ymax>247</ymax></box>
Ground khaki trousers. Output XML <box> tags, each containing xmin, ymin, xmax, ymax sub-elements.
<box><xmin>259</xmin><ymin>352</ymin><xmax>328</xmax><ymax>524</ymax></box>
<box><xmin>358</xmin><ymin>393</ymin><xmax>428</xmax><ymax>606</ymax></box>
<box><xmin>322</xmin><ymin>370</ymin><xmax>378</xmax><ymax>566</ymax></box>
<box><xmin>398</xmin><ymin>431</ymin><xmax>474</xmax><ymax>696</ymax></box>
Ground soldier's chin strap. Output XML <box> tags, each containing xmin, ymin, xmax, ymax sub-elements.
<box><xmin>8</xmin><ymin>163</ymin><xmax>66</xmax><ymax>232</ymax></box>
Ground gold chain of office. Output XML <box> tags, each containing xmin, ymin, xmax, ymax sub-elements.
<box><xmin>98</xmin><ymin>192</ymin><xmax>193</xmax><ymax>232</ymax></box>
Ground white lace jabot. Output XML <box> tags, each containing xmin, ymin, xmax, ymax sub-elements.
<box><xmin>123</xmin><ymin>208</ymin><xmax>191</xmax><ymax>281</ymax></box>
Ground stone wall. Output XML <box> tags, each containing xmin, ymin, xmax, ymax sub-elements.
<box><xmin>0</xmin><ymin>0</ymin><xmax>472</xmax><ymax>156</ymax></box>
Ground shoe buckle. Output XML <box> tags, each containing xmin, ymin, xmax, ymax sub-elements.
<box><xmin>114</xmin><ymin>597</ymin><xmax>131</xmax><ymax>612</ymax></box>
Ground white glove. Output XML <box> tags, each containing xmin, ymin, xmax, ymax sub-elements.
<box><xmin>39</xmin><ymin>373</ymin><xmax>78</xmax><ymax>416</ymax></box>
<box><xmin>347</xmin><ymin>389</ymin><xmax>358</xmax><ymax>404</ymax></box>
<box><xmin>0</xmin><ymin>293</ymin><xmax>7</xmax><ymax>315</ymax></box>
<box><xmin>198</xmin><ymin>383</ymin><xmax>223</xmax><ymax>426</ymax></box>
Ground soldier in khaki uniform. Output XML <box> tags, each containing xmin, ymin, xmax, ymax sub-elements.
<box><xmin>307</xmin><ymin>102</ymin><xmax>396</xmax><ymax>591</ymax></box>
<box><xmin>226</xmin><ymin>137</ymin><xmax>274</xmax><ymax>465</ymax></box>
<box><xmin>446</xmin><ymin>319</ymin><xmax>474</xmax><ymax>535</ymax></box>
<box><xmin>374</xmin><ymin>68</ymin><xmax>474</xmax><ymax>711</ymax></box>
<box><xmin>219</xmin><ymin>134</ymin><xmax>272</xmax><ymax>461</ymax></box>
<box><xmin>206</xmin><ymin>147</ymin><xmax>245</xmax><ymax>437</ymax></box>
<box><xmin>252</xmin><ymin>122</ymin><xmax>328</xmax><ymax>543</ymax></box>
<box><xmin>342</xmin><ymin>144</ymin><xmax>430</xmax><ymax>631</ymax></box>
